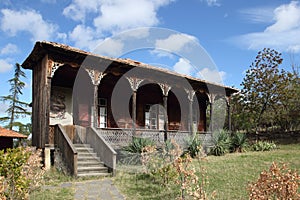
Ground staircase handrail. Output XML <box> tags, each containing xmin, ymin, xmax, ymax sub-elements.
<box><xmin>54</xmin><ymin>124</ymin><xmax>78</xmax><ymax>176</ymax></box>
<box><xmin>86</xmin><ymin>127</ymin><xmax>117</xmax><ymax>176</ymax></box>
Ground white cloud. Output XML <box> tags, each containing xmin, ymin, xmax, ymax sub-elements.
<box><xmin>236</xmin><ymin>1</ymin><xmax>300</xmax><ymax>53</ymax></box>
<box><xmin>150</xmin><ymin>49</ymin><xmax>174</xmax><ymax>58</ymax></box>
<box><xmin>0</xmin><ymin>43</ymin><xmax>18</xmax><ymax>55</ymax></box>
<box><xmin>173</xmin><ymin>58</ymin><xmax>193</xmax><ymax>75</ymax></box>
<box><xmin>155</xmin><ymin>33</ymin><xmax>198</xmax><ymax>53</ymax></box>
<box><xmin>63</xmin><ymin>0</ymin><xmax>100</xmax><ymax>22</ymax></box>
<box><xmin>0</xmin><ymin>59</ymin><xmax>13</xmax><ymax>73</ymax></box>
<box><xmin>93</xmin><ymin>0</ymin><xmax>171</xmax><ymax>34</ymax></box>
<box><xmin>0</xmin><ymin>9</ymin><xmax>58</xmax><ymax>41</ymax></box>
<box><xmin>201</xmin><ymin>0</ymin><xmax>221</xmax><ymax>7</ymax></box>
<box><xmin>94</xmin><ymin>38</ymin><xmax>124</xmax><ymax>57</ymax></box>
<box><xmin>266</xmin><ymin>1</ymin><xmax>300</xmax><ymax>32</ymax></box>
<box><xmin>68</xmin><ymin>25</ymin><xmax>102</xmax><ymax>50</ymax></box>
<box><xmin>64</xmin><ymin>0</ymin><xmax>174</xmax><ymax>49</ymax></box>
<box><xmin>239</xmin><ymin>7</ymin><xmax>275</xmax><ymax>24</ymax></box>
<box><xmin>197</xmin><ymin>68</ymin><xmax>226</xmax><ymax>84</ymax></box>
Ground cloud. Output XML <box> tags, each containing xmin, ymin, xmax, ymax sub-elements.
<box><xmin>150</xmin><ymin>49</ymin><xmax>174</xmax><ymax>58</ymax></box>
<box><xmin>200</xmin><ymin>0</ymin><xmax>221</xmax><ymax>7</ymax></box>
<box><xmin>64</xmin><ymin>0</ymin><xmax>174</xmax><ymax>49</ymax></box>
<box><xmin>0</xmin><ymin>59</ymin><xmax>13</xmax><ymax>73</ymax></box>
<box><xmin>0</xmin><ymin>9</ymin><xmax>58</xmax><ymax>41</ymax></box>
<box><xmin>173</xmin><ymin>58</ymin><xmax>193</xmax><ymax>75</ymax></box>
<box><xmin>197</xmin><ymin>68</ymin><xmax>226</xmax><ymax>84</ymax></box>
<box><xmin>239</xmin><ymin>7</ymin><xmax>275</xmax><ymax>24</ymax></box>
<box><xmin>68</xmin><ymin>24</ymin><xmax>103</xmax><ymax>50</ymax></box>
<box><xmin>94</xmin><ymin>38</ymin><xmax>124</xmax><ymax>57</ymax></box>
<box><xmin>235</xmin><ymin>1</ymin><xmax>300</xmax><ymax>53</ymax></box>
<box><xmin>266</xmin><ymin>1</ymin><xmax>300</xmax><ymax>32</ymax></box>
<box><xmin>93</xmin><ymin>0</ymin><xmax>173</xmax><ymax>34</ymax></box>
<box><xmin>63</xmin><ymin>0</ymin><xmax>100</xmax><ymax>22</ymax></box>
<box><xmin>0</xmin><ymin>43</ymin><xmax>18</xmax><ymax>55</ymax></box>
<box><xmin>155</xmin><ymin>33</ymin><xmax>198</xmax><ymax>53</ymax></box>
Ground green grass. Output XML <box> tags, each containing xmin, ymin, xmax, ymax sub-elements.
<box><xmin>113</xmin><ymin>144</ymin><xmax>300</xmax><ymax>200</ymax></box>
<box><xmin>29</xmin><ymin>187</ymin><xmax>74</xmax><ymax>200</ymax></box>
<box><xmin>29</xmin><ymin>167</ymin><xmax>75</xmax><ymax>199</ymax></box>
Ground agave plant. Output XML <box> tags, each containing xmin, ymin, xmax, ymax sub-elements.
<box><xmin>184</xmin><ymin>136</ymin><xmax>202</xmax><ymax>158</ymax></box>
<box><xmin>231</xmin><ymin>132</ymin><xmax>248</xmax><ymax>153</ymax></box>
<box><xmin>120</xmin><ymin>137</ymin><xmax>155</xmax><ymax>165</ymax></box>
<box><xmin>210</xmin><ymin>129</ymin><xmax>231</xmax><ymax>156</ymax></box>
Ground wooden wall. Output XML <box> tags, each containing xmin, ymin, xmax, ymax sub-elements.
<box><xmin>0</xmin><ymin>137</ymin><xmax>13</xmax><ymax>150</ymax></box>
<box><xmin>32</xmin><ymin>55</ymin><xmax>50</xmax><ymax>148</ymax></box>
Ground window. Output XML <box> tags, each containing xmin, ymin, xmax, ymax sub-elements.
<box><xmin>98</xmin><ymin>98</ymin><xmax>107</xmax><ymax>128</ymax></box>
<box><xmin>145</xmin><ymin>104</ymin><xmax>165</xmax><ymax>130</ymax></box>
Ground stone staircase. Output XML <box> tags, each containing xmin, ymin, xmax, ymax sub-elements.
<box><xmin>74</xmin><ymin>144</ymin><xmax>111</xmax><ymax>177</ymax></box>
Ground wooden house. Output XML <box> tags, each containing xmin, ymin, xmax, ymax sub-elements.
<box><xmin>0</xmin><ymin>127</ymin><xmax>27</xmax><ymax>151</ymax></box>
<box><xmin>22</xmin><ymin>41</ymin><xmax>238</xmax><ymax>176</ymax></box>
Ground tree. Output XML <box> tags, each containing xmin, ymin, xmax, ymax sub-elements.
<box><xmin>238</xmin><ymin>48</ymin><xmax>300</xmax><ymax>132</ymax></box>
<box><xmin>0</xmin><ymin>63</ymin><xmax>31</xmax><ymax>133</ymax></box>
<box><xmin>240</xmin><ymin>48</ymin><xmax>284</xmax><ymax>132</ymax></box>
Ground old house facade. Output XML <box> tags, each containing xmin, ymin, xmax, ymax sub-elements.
<box><xmin>22</xmin><ymin>41</ymin><xmax>238</xmax><ymax>176</ymax></box>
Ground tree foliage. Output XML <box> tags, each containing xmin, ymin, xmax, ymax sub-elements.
<box><xmin>232</xmin><ymin>48</ymin><xmax>300</xmax><ymax>132</ymax></box>
<box><xmin>0</xmin><ymin>63</ymin><xmax>31</xmax><ymax>133</ymax></box>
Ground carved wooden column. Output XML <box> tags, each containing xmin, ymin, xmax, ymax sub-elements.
<box><xmin>47</xmin><ymin>60</ymin><xmax>64</xmax><ymax>144</ymax></box>
<box><xmin>207</xmin><ymin>93</ymin><xmax>216</xmax><ymax>132</ymax></box>
<box><xmin>159</xmin><ymin>83</ymin><xmax>171</xmax><ymax>142</ymax></box>
<box><xmin>225</xmin><ymin>96</ymin><xmax>231</xmax><ymax>132</ymax></box>
<box><xmin>126</xmin><ymin>77</ymin><xmax>144</xmax><ymax>136</ymax></box>
<box><xmin>185</xmin><ymin>89</ymin><xmax>196</xmax><ymax>134</ymax></box>
<box><xmin>85</xmin><ymin>68</ymin><xmax>106</xmax><ymax>127</ymax></box>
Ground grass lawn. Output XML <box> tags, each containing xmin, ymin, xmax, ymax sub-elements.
<box><xmin>29</xmin><ymin>168</ymin><xmax>75</xmax><ymax>200</ymax></box>
<box><xmin>113</xmin><ymin>144</ymin><xmax>300</xmax><ymax>200</ymax></box>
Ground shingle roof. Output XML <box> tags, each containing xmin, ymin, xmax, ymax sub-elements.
<box><xmin>0</xmin><ymin>127</ymin><xmax>27</xmax><ymax>138</ymax></box>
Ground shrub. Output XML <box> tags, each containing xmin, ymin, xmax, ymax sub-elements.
<box><xmin>248</xmin><ymin>162</ymin><xmax>300</xmax><ymax>199</ymax></box>
<box><xmin>230</xmin><ymin>132</ymin><xmax>248</xmax><ymax>153</ymax></box>
<box><xmin>0</xmin><ymin>147</ymin><xmax>44</xmax><ymax>200</ymax></box>
<box><xmin>184</xmin><ymin>136</ymin><xmax>203</xmax><ymax>158</ymax></box>
<box><xmin>141</xmin><ymin>139</ymin><xmax>181</xmax><ymax>187</ymax></box>
<box><xmin>210</xmin><ymin>130</ymin><xmax>231</xmax><ymax>156</ymax></box>
<box><xmin>120</xmin><ymin>137</ymin><xmax>155</xmax><ymax>165</ymax></box>
<box><xmin>252</xmin><ymin>141</ymin><xmax>277</xmax><ymax>151</ymax></box>
<box><xmin>122</xmin><ymin>137</ymin><xmax>155</xmax><ymax>153</ymax></box>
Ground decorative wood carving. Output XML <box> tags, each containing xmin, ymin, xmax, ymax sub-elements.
<box><xmin>49</xmin><ymin>61</ymin><xmax>64</xmax><ymax>78</ymax></box>
<box><xmin>126</xmin><ymin>77</ymin><xmax>144</xmax><ymax>92</ymax></box>
<box><xmin>158</xmin><ymin>83</ymin><xmax>171</xmax><ymax>96</ymax></box>
<box><xmin>207</xmin><ymin>93</ymin><xmax>217</xmax><ymax>104</ymax></box>
<box><xmin>184</xmin><ymin>89</ymin><xmax>196</xmax><ymax>102</ymax></box>
<box><xmin>85</xmin><ymin>68</ymin><xmax>106</xmax><ymax>86</ymax></box>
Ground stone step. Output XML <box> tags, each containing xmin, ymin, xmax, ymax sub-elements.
<box><xmin>77</xmin><ymin>161</ymin><xmax>105</xmax><ymax>167</ymax></box>
<box><xmin>77</xmin><ymin>157</ymin><xmax>101</xmax><ymax>162</ymax></box>
<box><xmin>73</xmin><ymin>144</ymin><xmax>91</xmax><ymax>148</ymax></box>
<box><xmin>77</xmin><ymin>152</ymin><xmax>98</xmax><ymax>157</ymax></box>
<box><xmin>73</xmin><ymin>143</ymin><xmax>111</xmax><ymax>177</ymax></box>
<box><xmin>77</xmin><ymin>166</ymin><xmax>109</xmax><ymax>173</ymax></box>
<box><xmin>77</xmin><ymin>172</ymin><xmax>111</xmax><ymax>177</ymax></box>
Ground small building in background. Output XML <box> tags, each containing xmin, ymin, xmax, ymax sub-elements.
<box><xmin>0</xmin><ymin>127</ymin><xmax>27</xmax><ymax>151</ymax></box>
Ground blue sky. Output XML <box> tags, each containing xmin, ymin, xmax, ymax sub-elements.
<box><xmin>0</xmin><ymin>0</ymin><xmax>300</xmax><ymax>122</ymax></box>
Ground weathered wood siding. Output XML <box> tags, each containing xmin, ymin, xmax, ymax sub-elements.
<box><xmin>32</xmin><ymin>55</ymin><xmax>50</xmax><ymax>148</ymax></box>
